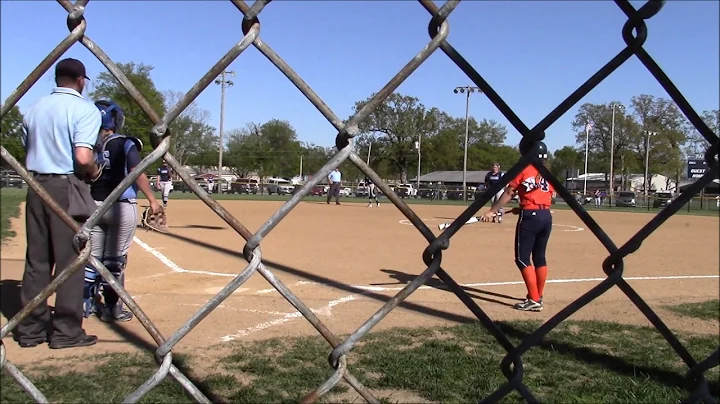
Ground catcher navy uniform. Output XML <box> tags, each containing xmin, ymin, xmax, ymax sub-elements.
<box><xmin>83</xmin><ymin>100</ymin><xmax>151</xmax><ymax>322</ymax></box>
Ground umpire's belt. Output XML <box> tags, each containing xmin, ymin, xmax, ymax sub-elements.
<box><xmin>31</xmin><ymin>172</ymin><xmax>69</xmax><ymax>179</ymax></box>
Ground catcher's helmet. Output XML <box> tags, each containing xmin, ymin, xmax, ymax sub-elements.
<box><xmin>519</xmin><ymin>138</ymin><xmax>548</xmax><ymax>160</ymax></box>
<box><xmin>95</xmin><ymin>100</ymin><xmax>125</xmax><ymax>132</ymax></box>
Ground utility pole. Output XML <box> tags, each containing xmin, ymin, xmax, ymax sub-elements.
<box><xmin>583</xmin><ymin>122</ymin><xmax>592</xmax><ymax>195</ymax></box>
<box><xmin>214</xmin><ymin>70</ymin><xmax>235</xmax><ymax>193</ymax></box>
<box><xmin>644</xmin><ymin>130</ymin><xmax>658</xmax><ymax>196</ymax></box>
<box><xmin>454</xmin><ymin>85</ymin><xmax>482</xmax><ymax>202</ymax></box>
<box><xmin>609</xmin><ymin>102</ymin><xmax>624</xmax><ymax>198</ymax></box>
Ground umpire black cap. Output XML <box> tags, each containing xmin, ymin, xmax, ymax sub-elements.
<box><xmin>55</xmin><ymin>58</ymin><xmax>90</xmax><ymax>80</ymax></box>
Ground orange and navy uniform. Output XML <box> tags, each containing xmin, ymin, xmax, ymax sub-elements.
<box><xmin>508</xmin><ymin>165</ymin><xmax>555</xmax><ymax>210</ymax></box>
<box><xmin>508</xmin><ymin>165</ymin><xmax>554</xmax><ymax>303</ymax></box>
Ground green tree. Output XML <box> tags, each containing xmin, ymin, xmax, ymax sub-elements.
<box><xmin>629</xmin><ymin>94</ymin><xmax>688</xmax><ymax>191</ymax></box>
<box><xmin>685</xmin><ymin>109</ymin><xmax>719</xmax><ymax>157</ymax></box>
<box><xmin>571</xmin><ymin>101</ymin><xmax>639</xmax><ymax>184</ymax></box>
<box><xmin>548</xmin><ymin>146</ymin><xmax>583</xmax><ymax>179</ymax></box>
<box><xmin>352</xmin><ymin>93</ymin><xmax>441</xmax><ymax>182</ymax></box>
<box><xmin>1</xmin><ymin>105</ymin><xmax>25</xmax><ymax>168</ymax></box>
<box><xmin>163</xmin><ymin>90</ymin><xmax>217</xmax><ymax>168</ymax></box>
<box><xmin>89</xmin><ymin>62</ymin><xmax>167</xmax><ymax>164</ymax></box>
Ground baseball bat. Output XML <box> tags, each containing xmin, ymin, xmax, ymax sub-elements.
<box><xmin>437</xmin><ymin>216</ymin><xmax>479</xmax><ymax>231</ymax></box>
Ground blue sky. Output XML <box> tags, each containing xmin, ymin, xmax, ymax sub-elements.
<box><xmin>2</xmin><ymin>1</ymin><xmax>718</xmax><ymax>153</ymax></box>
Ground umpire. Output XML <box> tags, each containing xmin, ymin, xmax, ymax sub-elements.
<box><xmin>14</xmin><ymin>58</ymin><xmax>102</xmax><ymax>349</ymax></box>
<box><xmin>327</xmin><ymin>168</ymin><xmax>341</xmax><ymax>205</ymax></box>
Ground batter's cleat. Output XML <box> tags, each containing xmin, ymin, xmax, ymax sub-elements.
<box><xmin>514</xmin><ymin>299</ymin><xmax>543</xmax><ymax>312</ymax></box>
<box><xmin>100</xmin><ymin>306</ymin><xmax>133</xmax><ymax>323</ymax></box>
<box><xmin>497</xmin><ymin>216</ymin><xmax>503</xmax><ymax>224</ymax></box>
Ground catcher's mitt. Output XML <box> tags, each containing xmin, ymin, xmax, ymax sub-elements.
<box><xmin>141</xmin><ymin>206</ymin><xmax>169</xmax><ymax>233</ymax></box>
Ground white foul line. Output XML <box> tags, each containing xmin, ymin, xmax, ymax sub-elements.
<box><xmin>133</xmin><ymin>236</ymin><xmax>236</xmax><ymax>277</ymax></box>
<box><xmin>220</xmin><ymin>294</ymin><xmax>357</xmax><ymax>342</ymax></box>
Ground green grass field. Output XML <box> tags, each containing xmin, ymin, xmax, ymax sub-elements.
<box><xmin>1</xmin><ymin>188</ymin><xmax>24</xmax><ymax>241</ymax></box>
<box><xmin>0</xmin><ymin>315</ymin><xmax>717</xmax><ymax>403</ymax></box>
<box><xmin>1</xmin><ymin>188</ymin><xmax>718</xmax><ymax>403</ymax></box>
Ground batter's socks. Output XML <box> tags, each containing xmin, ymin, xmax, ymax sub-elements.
<box><xmin>520</xmin><ymin>266</ymin><xmax>541</xmax><ymax>302</ymax></box>
<box><xmin>536</xmin><ymin>266</ymin><xmax>548</xmax><ymax>298</ymax></box>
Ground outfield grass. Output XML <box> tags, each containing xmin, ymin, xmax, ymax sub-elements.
<box><xmin>0</xmin><ymin>319</ymin><xmax>717</xmax><ymax>403</ymax></box>
<box><xmin>667</xmin><ymin>299</ymin><xmax>720</xmax><ymax>322</ymax></box>
<box><xmin>1</xmin><ymin>188</ymin><xmax>24</xmax><ymax>242</ymax></box>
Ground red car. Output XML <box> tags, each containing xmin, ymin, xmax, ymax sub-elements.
<box><xmin>309</xmin><ymin>185</ymin><xmax>324</xmax><ymax>196</ymax></box>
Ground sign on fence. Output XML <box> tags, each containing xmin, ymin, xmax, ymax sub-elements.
<box><xmin>687</xmin><ymin>158</ymin><xmax>708</xmax><ymax>179</ymax></box>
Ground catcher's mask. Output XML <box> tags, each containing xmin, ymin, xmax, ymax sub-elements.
<box><xmin>95</xmin><ymin>100</ymin><xmax>125</xmax><ymax>132</ymax></box>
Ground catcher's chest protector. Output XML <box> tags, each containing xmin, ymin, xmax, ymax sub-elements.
<box><xmin>91</xmin><ymin>134</ymin><xmax>143</xmax><ymax>201</ymax></box>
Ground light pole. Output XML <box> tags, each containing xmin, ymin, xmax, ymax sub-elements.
<box><xmin>643</xmin><ymin>130</ymin><xmax>658</xmax><ymax>196</ymax></box>
<box><xmin>214</xmin><ymin>70</ymin><xmax>235</xmax><ymax>192</ymax></box>
<box><xmin>609</xmin><ymin>102</ymin><xmax>624</xmax><ymax>197</ymax></box>
<box><xmin>454</xmin><ymin>85</ymin><xmax>482</xmax><ymax>202</ymax></box>
<box><xmin>415</xmin><ymin>136</ymin><xmax>421</xmax><ymax>193</ymax></box>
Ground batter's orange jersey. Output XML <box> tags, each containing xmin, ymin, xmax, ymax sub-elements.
<box><xmin>508</xmin><ymin>165</ymin><xmax>554</xmax><ymax>209</ymax></box>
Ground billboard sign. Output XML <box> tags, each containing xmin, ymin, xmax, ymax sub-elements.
<box><xmin>687</xmin><ymin>157</ymin><xmax>708</xmax><ymax>179</ymax></box>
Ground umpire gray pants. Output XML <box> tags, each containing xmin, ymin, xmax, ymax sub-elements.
<box><xmin>16</xmin><ymin>175</ymin><xmax>88</xmax><ymax>345</ymax></box>
<box><xmin>87</xmin><ymin>200</ymin><xmax>137</xmax><ymax>308</ymax></box>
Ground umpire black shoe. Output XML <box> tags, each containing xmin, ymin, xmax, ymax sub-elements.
<box><xmin>49</xmin><ymin>335</ymin><xmax>98</xmax><ymax>349</ymax></box>
<box><xmin>18</xmin><ymin>338</ymin><xmax>46</xmax><ymax>348</ymax></box>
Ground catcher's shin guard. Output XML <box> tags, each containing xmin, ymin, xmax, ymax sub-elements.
<box><xmin>100</xmin><ymin>255</ymin><xmax>127</xmax><ymax>310</ymax></box>
<box><xmin>83</xmin><ymin>266</ymin><xmax>102</xmax><ymax>318</ymax></box>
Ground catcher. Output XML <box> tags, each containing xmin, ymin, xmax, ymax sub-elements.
<box><xmin>82</xmin><ymin>100</ymin><xmax>166</xmax><ymax>322</ymax></box>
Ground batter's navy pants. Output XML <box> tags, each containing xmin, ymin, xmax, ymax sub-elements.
<box><xmin>514</xmin><ymin>209</ymin><xmax>552</xmax><ymax>270</ymax></box>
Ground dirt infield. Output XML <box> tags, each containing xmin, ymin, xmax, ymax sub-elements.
<box><xmin>1</xmin><ymin>199</ymin><xmax>718</xmax><ymax>365</ymax></box>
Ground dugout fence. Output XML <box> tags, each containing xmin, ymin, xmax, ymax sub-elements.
<box><xmin>0</xmin><ymin>1</ymin><xmax>718</xmax><ymax>402</ymax></box>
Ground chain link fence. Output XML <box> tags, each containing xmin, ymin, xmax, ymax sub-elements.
<box><xmin>1</xmin><ymin>0</ymin><xmax>718</xmax><ymax>402</ymax></box>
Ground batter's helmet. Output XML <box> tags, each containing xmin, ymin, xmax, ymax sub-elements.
<box><xmin>519</xmin><ymin>139</ymin><xmax>548</xmax><ymax>160</ymax></box>
<box><xmin>95</xmin><ymin>100</ymin><xmax>125</xmax><ymax>132</ymax></box>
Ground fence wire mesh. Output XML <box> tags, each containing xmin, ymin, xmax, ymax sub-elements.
<box><xmin>1</xmin><ymin>0</ymin><xmax>718</xmax><ymax>402</ymax></box>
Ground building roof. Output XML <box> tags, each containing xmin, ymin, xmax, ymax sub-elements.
<box><xmin>410</xmin><ymin>170</ymin><xmax>490</xmax><ymax>183</ymax></box>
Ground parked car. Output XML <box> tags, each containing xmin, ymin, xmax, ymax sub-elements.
<box><xmin>1</xmin><ymin>171</ymin><xmax>25</xmax><ymax>188</ymax></box>
<box><xmin>446</xmin><ymin>187</ymin><xmax>468</xmax><ymax>201</ymax></box>
<box><xmin>653</xmin><ymin>191</ymin><xmax>674</xmax><ymax>208</ymax></box>
<box><xmin>615</xmin><ymin>191</ymin><xmax>637</xmax><ymax>207</ymax></box>
<box><xmin>229</xmin><ymin>183</ymin><xmax>257</xmax><ymax>194</ymax></box>
<box><xmin>355</xmin><ymin>182</ymin><xmax>369</xmax><ymax>197</ymax></box>
<box><xmin>266</xmin><ymin>182</ymin><xmax>294</xmax><ymax>195</ymax></box>
<box><xmin>309</xmin><ymin>185</ymin><xmax>325</xmax><ymax>196</ymax></box>
<box><xmin>339</xmin><ymin>187</ymin><xmax>352</xmax><ymax>197</ymax></box>
<box><xmin>397</xmin><ymin>183</ymin><xmax>418</xmax><ymax>198</ymax></box>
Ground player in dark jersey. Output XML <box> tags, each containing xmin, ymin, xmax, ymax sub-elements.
<box><xmin>480</xmin><ymin>142</ymin><xmax>554</xmax><ymax>312</ymax></box>
<box><xmin>84</xmin><ymin>100</ymin><xmax>163</xmax><ymax>322</ymax></box>
<box><xmin>157</xmin><ymin>160</ymin><xmax>173</xmax><ymax>208</ymax></box>
<box><xmin>365</xmin><ymin>175</ymin><xmax>380</xmax><ymax>207</ymax></box>
<box><xmin>484</xmin><ymin>162</ymin><xmax>505</xmax><ymax>223</ymax></box>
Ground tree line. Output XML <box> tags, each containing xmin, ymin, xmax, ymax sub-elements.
<box><xmin>2</xmin><ymin>61</ymin><xmax>717</xmax><ymax>190</ymax></box>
